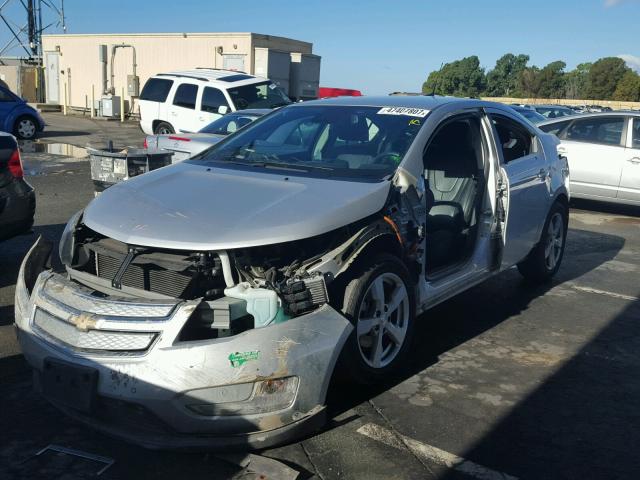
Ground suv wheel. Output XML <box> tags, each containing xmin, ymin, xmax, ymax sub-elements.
<box><xmin>154</xmin><ymin>122</ymin><xmax>174</xmax><ymax>135</ymax></box>
<box><xmin>338</xmin><ymin>254</ymin><xmax>415</xmax><ymax>385</ymax></box>
<box><xmin>14</xmin><ymin>116</ymin><xmax>37</xmax><ymax>139</ymax></box>
<box><xmin>517</xmin><ymin>202</ymin><xmax>568</xmax><ymax>283</ymax></box>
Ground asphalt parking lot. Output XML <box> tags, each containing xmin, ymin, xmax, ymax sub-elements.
<box><xmin>1</xmin><ymin>113</ymin><xmax>640</xmax><ymax>479</ymax></box>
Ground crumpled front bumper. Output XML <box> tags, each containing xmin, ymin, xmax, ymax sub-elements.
<box><xmin>14</xmin><ymin>238</ymin><xmax>353</xmax><ymax>450</ymax></box>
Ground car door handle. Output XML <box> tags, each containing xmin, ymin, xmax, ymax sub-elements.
<box><xmin>628</xmin><ymin>157</ymin><xmax>640</xmax><ymax>164</ymax></box>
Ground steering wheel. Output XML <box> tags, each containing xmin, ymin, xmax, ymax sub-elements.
<box><xmin>372</xmin><ymin>152</ymin><xmax>402</xmax><ymax>166</ymax></box>
<box><xmin>235</xmin><ymin>98</ymin><xmax>249</xmax><ymax>110</ymax></box>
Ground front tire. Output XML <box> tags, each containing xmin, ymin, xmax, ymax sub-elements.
<box><xmin>154</xmin><ymin>121</ymin><xmax>174</xmax><ymax>135</ymax></box>
<box><xmin>338</xmin><ymin>254</ymin><xmax>416</xmax><ymax>385</ymax></box>
<box><xmin>517</xmin><ymin>201</ymin><xmax>568</xmax><ymax>283</ymax></box>
<box><xmin>14</xmin><ymin>116</ymin><xmax>38</xmax><ymax>139</ymax></box>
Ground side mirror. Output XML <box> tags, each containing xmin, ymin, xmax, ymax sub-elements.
<box><xmin>218</xmin><ymin>105</ymin><xmax>229</xmax><ymax>115</ymax></box>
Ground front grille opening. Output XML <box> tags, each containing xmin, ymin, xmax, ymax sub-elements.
<box><xmin>96</xmin><ymin>252</ymin><xmax>194</xmax><ymax>298</ymax></box>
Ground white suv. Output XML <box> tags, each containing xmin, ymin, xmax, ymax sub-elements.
<box><xmin>138</xmin><ymin>69</ymin><xmax>291</xmax><ymax>134</ymax></box>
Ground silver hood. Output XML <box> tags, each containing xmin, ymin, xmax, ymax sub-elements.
<box><xmin>83</xmin><ymin>161</ymin><xmax>391</xmax><ymax>250</ymax></box>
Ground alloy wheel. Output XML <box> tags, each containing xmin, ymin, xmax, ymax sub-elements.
<box><xmin>544</xmin><ymin>212</ymin><xmax>564</xmax><ymax>270</ymax></box>
<box><xmin>18</xmin><ymin>119</ymin><xmax>36</xmax><ymax>138</ymax></box>
<box><xmin>356</xmin><ymin>272</ymin><xmax>410</xmax><ymax>369</ymax></box>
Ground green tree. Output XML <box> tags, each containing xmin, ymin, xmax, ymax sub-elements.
<box><xmin>613</xmin><ymin>70</ymin><xmax>640</xmax><ymax>101</ymax></box>
<box><xmin>537</xmin><ymin>61</ymin><xmax>566</xmax><ymax>98</ymax></box>
<box><xmin>564</xmin><ymin>63</ymin><xmax>591</xmax><ymax>99</ymax></box>
<box><xmin>584</xmin><ymin>57</ymin><xmax>629</xmax><ymax>100</ymax></box>
<box><xmin>485</xmin><ymin>53</ymin><xmax>530</xmax><ymax>97</ymax></box>
<box><xmin>516</xmin><ymin>66</ymin><xmax>541</xmax><ymax>97</ymax></box>
<box><xmin>422</xmin><ymin>56</ymin><xmax>486</xmax><ymax>97</ymax></box>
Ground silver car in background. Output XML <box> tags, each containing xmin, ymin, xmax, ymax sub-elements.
<box><xmin>145</xmin><ymin>109</ymin><xmax>269</xmax><ymax>163</ymax></box>
<box><xmin>15</xmin><ymin>96</ymin><xmax>568</xmax><ymax>449</ymax></box>
<box><xmin>540</xmin><ymin>112</ymin><xmax>640</xmax><ymax>205</ymax></box>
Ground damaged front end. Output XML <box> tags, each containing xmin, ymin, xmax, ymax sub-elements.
<box><xmin>14</xmin><ymin>175</ymin><xmax>426</xmax><ymax>449</ymax></box>
<box><xmin>14</xmin><ymin>234</ymin><xmax>354</xmax><ymax>449</ymax></box>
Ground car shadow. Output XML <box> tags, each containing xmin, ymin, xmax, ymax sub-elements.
<box><xmin>324</xmin><ymin>226</ymin><xmax>626</xmax><ymax>430</ymax></box>
<box><xmin>571</xmin><ymin>198</ymin><xmax>640</xmax><ymax>217</ymax></box>
<box><xmin>439</xmin><ymin>295</ymin><xmax>640</xmax><ymax>479</ymax></box>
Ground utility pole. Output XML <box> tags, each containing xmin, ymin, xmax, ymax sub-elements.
<box><xmin>0</xmin><ymin>0</ymin><xmax>66</xmax><ymax>101</ymax></box>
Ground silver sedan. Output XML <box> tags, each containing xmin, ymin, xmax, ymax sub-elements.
<box><xmin>145</xmin><ymin>109</ymin><xmax>270</xmax><ymax>162</ymax></box>
<box><xmin>540</xmin><ymin>112</ymin><xmax>640</xmax><ymax>205</ymax></box>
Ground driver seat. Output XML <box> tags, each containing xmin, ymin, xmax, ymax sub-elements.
<box><xmin>424</xmin><ymin>122</ymin><xmax>479</xmax><ymax>270</ymax></box>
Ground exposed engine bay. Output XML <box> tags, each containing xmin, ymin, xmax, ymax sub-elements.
<box><xmin>58</xmin><ymin>180</ymin><xmax>426</xmax><ymax>341</ymax></box>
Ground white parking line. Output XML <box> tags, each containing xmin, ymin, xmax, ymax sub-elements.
<box><xmin>357</xmin><ymin>423</ymin><xmax>518</xmax><ymax>480</ymax></box>
<box><xmin>569</xmin><ymin>285</ymin><xmax>638</xmax><ymax>302</ymax></box>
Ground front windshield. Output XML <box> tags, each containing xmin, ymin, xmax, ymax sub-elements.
<box><xmin>193</xmin><ymin>105</ymin><xmax>425</xmax><ymax>180</ymax></box>
<box><xmin>228</xmin><ymin>81</ymin><xmax>292</xmax><ymax>110</ymax></box>
<box><xmin>199</xmin><ymin>113</ymin><xmax>262</xmax><ymax>135</ymax></box>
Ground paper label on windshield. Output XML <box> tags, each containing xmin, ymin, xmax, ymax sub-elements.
<box><xmin>377</xmin><ymin>107</ymin><xmax>430</xmax><ymax>117</ymax></box>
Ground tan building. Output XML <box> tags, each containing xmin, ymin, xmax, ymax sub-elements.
<box><xmin>41</xmin><ymin>32</ymin><xmax>316</xmax><ymax>113</ymax></box>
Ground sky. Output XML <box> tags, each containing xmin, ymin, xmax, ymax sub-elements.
<box><xmin>1</xmin><ymin>0</ymin><xmax>638</xmax><ymax>94</ymax></box>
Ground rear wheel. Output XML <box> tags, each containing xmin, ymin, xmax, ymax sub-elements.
<box><xmin>154</xmin><ymin>121</ymin><xmax>174</xmax><ymax>135</ymax></box>
<box><xmin>338</xmin><ymin>254</ymin><xmax>416</xmax><ymax>385</ymax></box>
<box><xmin>14</xmin><ymin>116</ymin><xmax>37</xmax><ymax>139</ymax></box>
<box><xmin>517</xmin><ymin>202</ymin><xmax>568</xmax><ymax>283</ymax></box>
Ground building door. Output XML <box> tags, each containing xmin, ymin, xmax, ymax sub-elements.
<box><xmin>20</xmin><ymin>67</ymin><xmax>38</xmax><ymax>102</ymax></box>
<box><xmin>44</xmin><ymin>52</ymin><xmax>60</xmax><ymax>104</ymax></box>
<box><xmin>223</xmin><ymin>54</ymin><xmax>246</xmax><ymax>72</ymax></box>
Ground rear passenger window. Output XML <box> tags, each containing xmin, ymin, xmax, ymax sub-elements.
<box><xmin>565</xmin><ymin>117</ymin><xmax>624</xmax><ymax>146</ymax></box>
<box><xmin>173</xmin><ymin>84</ymin><xmax>198</xmax><ymax>109</ymax></box>
<box><xmin>539</xmin><ymin>120</ymin><xmax>571</xmax><ymax>137</ymax></box>
<box><xmin>139</xmin><ymin>78</ymin><xmax>173</xmax><ymax>102</ymax></box>
<box><xmin>201</xmin><ymin>87</ymin><xmax>230</xmax><ymax>113</ymax></box>
<box><xmin>632</xmin><ymin>119</ymin><xmax>640</xmax><ymax>149</ymax></box>
<box><xmin>491</xmin><ymin>115</ymin><xmax>533</xmax><ymax>163</ymax></box>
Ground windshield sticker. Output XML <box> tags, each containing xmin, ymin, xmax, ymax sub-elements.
<box><xmin>409</xmin><ymin>119</ymin><xmax>421</xmax><ymax>126</ymax></box>
<box><xmin>377</xmin><ymin>107</ymin><xmax>430</xmax><ymax>117</ymax></box>
<box><xmin>229</xmin><ymin>350</ymin><xmax>260</xmax><ymax>368</ymax></box>
<box><xmin>269</xmin><ymin>83</ymin><xmax>277</xmax><ymax>89</ymax></box>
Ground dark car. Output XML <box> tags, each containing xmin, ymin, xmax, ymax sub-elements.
<box><xmin>0</xmin><ymin>85</ymin><xmax>45</xmax><ymax>139</ymax></box>
<box><xmin>0</xmin><ymin>132</ymin><xmax>35</xmax><ymax>240</ymax></box>
<box><xmin>532</xmin><ymin>105</ymin><xmax>576</xmax><ymax>119</ymax></box>
<box><xmin>510</xmin><ymin>106</ymin><xmax>547</xmax><ymax>124</ymax></box>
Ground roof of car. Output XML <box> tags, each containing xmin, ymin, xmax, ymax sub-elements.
<box><xmin>534</xmin><ymin>104</ymin><xmax>572</xmax><ymax>109</ymax></box>
<box><xmin>155</xmin><ymin>69</ymin><xmax>269</xmax><ymax>86</ymax></box>
<box><xmin>229</xmin><ymin>108</ymin><xmax>271</xmax><ymax>115</ymax></box>
<box><xmin>296</xmin><ymin>95</ymin><xmax>490</xmax><ymax>110</ymax></box>
<box><xmin>539</xmin><ymin>110</ymin><xmax>640</xmax><ymax>125</ymax></box>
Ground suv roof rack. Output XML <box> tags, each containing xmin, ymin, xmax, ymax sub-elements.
<box><xmin>156</xmin><ymin>73</ymin><xmax>209</xmax><ymax>82</ymax></box>
<box><xmin>195</xmin><ymin>67</ymin><xmax>248</xmax><ymax>74</ymax></box>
